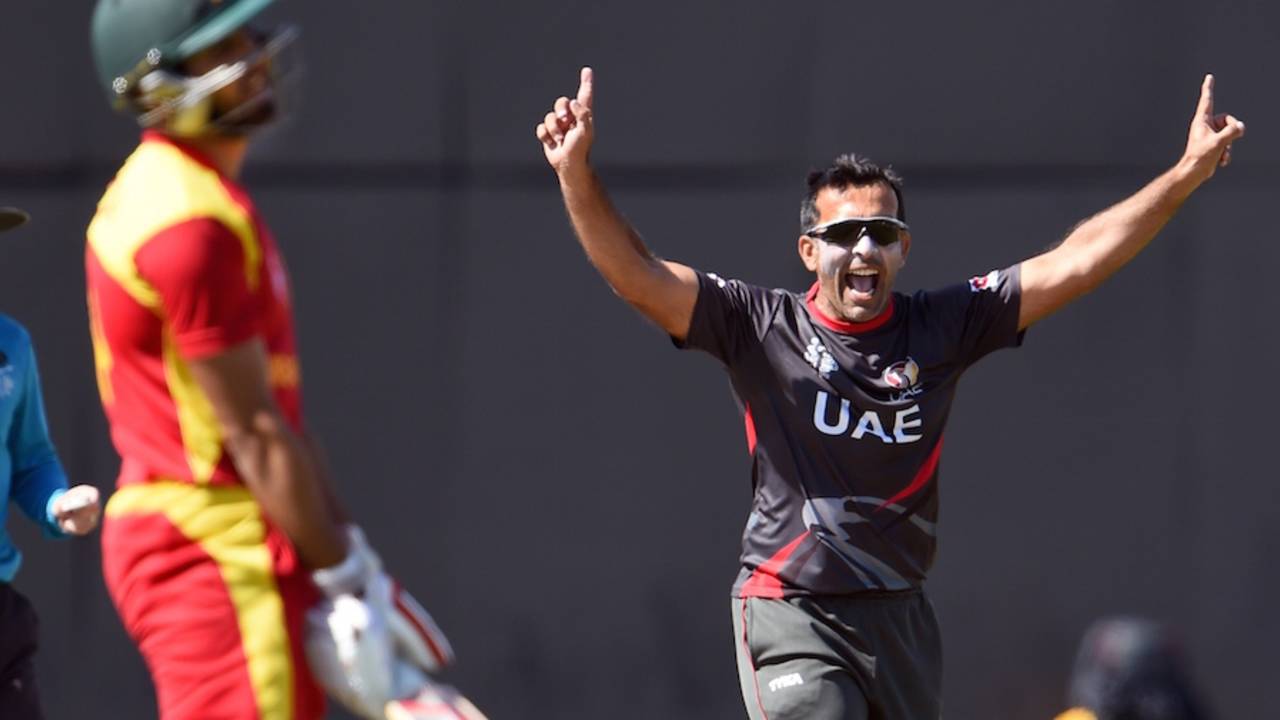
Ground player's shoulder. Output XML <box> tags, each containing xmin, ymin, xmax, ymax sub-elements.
<box><xmin>703</xmin><ymin>270</ymin><xmax>795</xmax><ymax>301</ymax></box>
<box><xmin>0</xmin><ymin>314</ymin><xmax>33</xmax><ymax>352</ymax></box>
<box><xmin>110</xmin><ymin>139</ymin><xmax>235</xmax><ymax>215</ymax></box>
<box><xmin>90</xmin><ymin>137</ymin><xmax>254</xmax><ymax>264</ymax></box>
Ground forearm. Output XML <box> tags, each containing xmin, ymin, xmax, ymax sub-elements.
<box><xmin>10</xmin><ymin>457</ymin><xmax>69</xmax><ymax>536</ymax></box>
<box><xmin>559</xmin><ymin>167</ymin><xmax>666</xmax><ymax>301</ymax></box>
<box><xmin>1020</xmin><ymin>161</ymin><xmax>1203</xmax><ymax>328</ymax></box>
<box><xmin>224</xmin><ymin>412</ymin><xmax>347</xmax><ymax>569</ymax></box>
<box><xmin>558</xmin><ymin>167</ymin><xmax>698</xmax><ymax>335</ymax></box>
<box><xmin>301</xmin><ymin>431</ymin><xmax>350</xmax><ymax>525</ymax></box>
<box><xmin>1055</xmin><ymin>161</ymin><xmax>1199</xmax><ymax>291</ymax></box>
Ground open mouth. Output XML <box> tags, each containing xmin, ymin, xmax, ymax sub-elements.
<box><xmin>846</xmin><ymin>268</ymin><xmax>880</xmax><ymax>300</ymax></box>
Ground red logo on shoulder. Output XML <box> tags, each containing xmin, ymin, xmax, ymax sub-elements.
<box><xmin>969</xmin><ymin>270</ymin><xmax>1000</xmax><ymax>293</ymax></box>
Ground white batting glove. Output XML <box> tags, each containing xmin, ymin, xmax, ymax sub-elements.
<box><xmin>309</xmin><ymin>526</ymin><xmax>396</xmax><ymax>715</ymax></box>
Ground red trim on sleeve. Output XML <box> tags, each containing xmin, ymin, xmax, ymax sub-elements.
<box><xmin>740</xmin><ymin>531</ymin><xmax>810</xmax><ymax>599</ymax></box>
<box><xmin>743</xmin><ymin>403</ymin><xmax>757</xmax><ymax>455</ymax></box>
<box><xmin>877</xmin><ymin>435</ymin><xmax>944</xmax><ymax>511</ymax></box>
<box><xmin>805</xmin><ymin>283</ymin><xmax>895</xmax><ymax>334</ymax></box>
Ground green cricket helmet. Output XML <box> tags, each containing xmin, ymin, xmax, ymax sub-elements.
<box><xmin>91</xmin><ymin>0</ymin><xmax>298</xmax><ymax>136</ymax></box>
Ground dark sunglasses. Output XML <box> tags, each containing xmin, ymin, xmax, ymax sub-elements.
<box><xmin>805</xmin><ymin>216</ymin><xmax>909</xmax><ymax>247</ymax></box>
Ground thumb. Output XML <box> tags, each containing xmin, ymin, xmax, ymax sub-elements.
<box><xmin>1215</xmin><ymin>114</ymin><xmax>1246</xmax><ymax>144</ymax></box>
<box><xmin>577</xmin><ymin>66</ymin><xmax>594</xmax><ymax>110</ymax></box>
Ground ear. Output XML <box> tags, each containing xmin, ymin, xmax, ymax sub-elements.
<box><xmin>899</xmin><ymin>231</ymin><xmax>912</xmax><ymax>266</ymax></box>
<box><xmin>798</xmin><ymin>234</ymin><xmax>820</xmax><ymax>273</ymax></box>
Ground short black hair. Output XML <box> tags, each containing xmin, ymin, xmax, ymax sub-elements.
<box><xmin>800</xmin><ymin>153</ymin><xmax>906</xmax><ymax>231</ymax></box>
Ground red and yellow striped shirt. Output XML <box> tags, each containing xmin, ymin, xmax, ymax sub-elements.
<box><xmin>87</xmin><ymin>131</ymin><xmax>303</xmax><ymax>488</ymax></box>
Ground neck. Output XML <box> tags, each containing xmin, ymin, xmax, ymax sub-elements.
<box><xmin>181</xmin><ymin>133</ymin><xmax>251</xmax><ymax>179</ymax></box>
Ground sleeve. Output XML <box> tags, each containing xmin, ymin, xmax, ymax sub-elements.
<box><xmin>674</xmin><ymin>270</ymin><xmax>783</xmax><ymax>366</ymax></box>
<box><xmin>919</xmin><ymin>264</ymin><xmax>1025</xmax><ymax>368</ymax></box>
<box><xmin>134</xmin><ymin>218</ymin><xmax>259</xmax><ymax>359</ymax></box>
<box><xmin>7</xmin><ymin>336</ymin><xmax>69</xmax><ymax>538</ymax></box>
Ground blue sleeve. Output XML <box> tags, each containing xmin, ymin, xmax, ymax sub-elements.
<box><xmin>8</xmin><ymin>339</ymin><xmax>69</xmax><ymax>538</ymax></box>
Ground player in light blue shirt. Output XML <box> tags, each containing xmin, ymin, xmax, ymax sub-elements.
<box><xmin>0</xmin><ymin>207</ymin><xmax>101</xmax><ymax>719</ymax></box>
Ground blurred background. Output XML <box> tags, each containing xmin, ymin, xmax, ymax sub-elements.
<box><xmin>2</xmin><ymin>0</ymin><xmax>1278</xmax><ymax>717</ymax></box>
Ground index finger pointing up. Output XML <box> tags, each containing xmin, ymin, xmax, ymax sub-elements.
<box><xmin>578</xmin><ymin>66</ymin><xmax>594</xmax><ymax>110</ymax></box>
<box><xmin>1196</xmin><ymin>73</ymin><xmax>1215</xmax><ymax>118</ymax></box>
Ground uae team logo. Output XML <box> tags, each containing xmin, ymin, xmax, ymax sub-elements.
<box><xmin>882</xmin><ymin>358</ymin><xmax>922</xmax><ymax>398</ymax></box>
<box><xmin>969</xmin><ymin>269</ymin><xmax>1001</xmax><ymax>293</ymax></box>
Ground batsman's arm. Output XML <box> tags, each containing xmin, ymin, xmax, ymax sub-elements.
<box><xmin>1018</xmin><ymin>74</ymin><xmax>1245</xmax><ymax>331</ymax></box>
<box><xmin>188</xmin><ymin>342</ymin><xmax>348</xmax><ymax>569</ymax></box>
<box><xmin>537</xmin><ymin>67</ymin><xmax>700</xmax><ymax>341</ymax></box>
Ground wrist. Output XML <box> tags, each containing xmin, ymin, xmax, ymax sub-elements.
<box><xmin>556</xmin><ymin>159</ymin><xmax>594</xmax><ymax>188</ymax></box>
<box><xmin>44</xmin><ymin>488</ymin><xmax>68</xmax><ymax>529</ymax></box>
<box><xmin>311</xmin><ymin>525</ymin><xmax>381</xmax><ymax>597</ymax></box>
<box><xmin>1170</xmin><ymin>156</ymin><xmax>1207</xmax><ymax>194</ymax></box>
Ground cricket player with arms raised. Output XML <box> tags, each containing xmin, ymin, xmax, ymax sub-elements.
<box><xmin>0</xmin><ymin>207</ymin><xmax>101</xmax><ymax>719</ymax></box>
<box><xmin>536</xmin><ymin>68</ymin><xmax>1244</xmax><ymax>719</ymax></box>
<box><xmin>85</xmin><ymin>1</ymin><xmax>482</xmax><ymax>718</ymax></box>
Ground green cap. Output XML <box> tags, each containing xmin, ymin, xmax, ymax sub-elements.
<box><xmin>91</xmin><ymin>0</ymin><xmax>275</xmax><ymax>102</ymax></box>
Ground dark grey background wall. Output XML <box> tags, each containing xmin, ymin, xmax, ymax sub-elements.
<box><xmin>2</xmin><ymin>1</ymin><xmax>1277</xmax><ymax>718</ymax></box>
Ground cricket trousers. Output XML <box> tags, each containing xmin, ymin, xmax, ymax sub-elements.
<box><xmin>0</xmin><ymin>582</ymin><xmax>44</xmax><ymax>720</ymax></box>
<box><xmin>733</xmin><ymin>590</ymin><xmax>943</xmax><ymax>720</ymax></box>
<box><xmin>102</xmin><ymin>481</ymin><xmax>326</xmax><ymax>720</ymax></box>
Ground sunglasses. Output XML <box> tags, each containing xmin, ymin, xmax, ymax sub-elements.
<box><xmin>805</xmin><ymin>216</ymin><xmax>909</xmax><ymax>247</ymax></box>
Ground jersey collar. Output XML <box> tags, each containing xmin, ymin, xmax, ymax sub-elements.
<box><xmin>804</xmin><ymin>283</ymin><xmax>896</xmax><ymax>335</ymax></box>
<box><xmin>141</xmin><ymin>130</ymin><xmax>226</xmax><ymax>179</ymax></box>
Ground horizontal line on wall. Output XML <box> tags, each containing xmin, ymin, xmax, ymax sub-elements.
<box><xmin>0</xmin><ymin>161</ymin><xmax>1274</xmax><ymax>192</ymax></box>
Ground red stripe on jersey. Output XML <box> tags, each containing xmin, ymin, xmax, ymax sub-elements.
<box><xmin>878</xmin><ymin>435</ymin><xmax>944</xmax><ymax>511</ymax></box>
<box><xmin>393</xmin><ymin>580</ymin><xmax>452</xmax><ymax>667</ymax></box>
<box><xmin>805</xmin><ymin>283</ymin><xmax>896</xmax><ymax>334</ymax></box>
<box><xmin>743</xmin><ymin>403</ymin><xmax>757</xmax><ymax>454</ymax></box>
<box><xmin>739</xmin><ymin>531</ymin><xmax>810</xmax><ymax>598</ymax></box>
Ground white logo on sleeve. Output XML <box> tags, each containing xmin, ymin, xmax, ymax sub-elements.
<box><xmin>768</xmin><ymin>673</ymin><xmax>804</xmax><ymax>692</ymax></box>
<box><xmin>707</xmin><ymin>272</ymin><xmax>729</xmax><ymax>289</ymax></box>
<box><xmin>804</xmin><ymin>337</ymin><xmax>838</xmax><ymax>378</ymax></box>
<box><xmin>968</xmin><ymin>269</ymin><xmax>1001</xmax><ymax>293</ymax></box>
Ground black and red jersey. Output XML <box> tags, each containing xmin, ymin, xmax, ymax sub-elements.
<box><xmin>679</xmin><ymin>266</ymin><xmax>1023</xmax><ymax>597</ymax></box>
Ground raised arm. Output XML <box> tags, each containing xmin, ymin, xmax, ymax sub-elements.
<box><xmin>1018</xmin><ymin>75</ymin><xmax>1245</xmax><ymax>330</ymax></box>
<box><xmin>536</xmin><ymin>67</ymin><xmax>700</xmax><ymax>340</ymax></box>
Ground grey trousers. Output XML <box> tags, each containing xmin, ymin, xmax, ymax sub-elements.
<box><xmin>732</xmin><ymin>591</ymin><xmax>942</xmax><ymax>720</ymax></box>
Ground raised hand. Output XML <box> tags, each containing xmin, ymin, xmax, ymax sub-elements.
<box><xmin>536</xmin><ymin>67</ymin><xmax>595</xmax><ymax>176</ymax></box>
<box><xmin>1181</xmin><ymin>74</ymin><xmax>1245</xmax><ymax>185</ymax></box>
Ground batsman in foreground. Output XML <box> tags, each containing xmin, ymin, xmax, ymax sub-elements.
<box><xmin>536</xmin><ymin>68</ymin><xmax>1243</xmax><ymax>719</ymax></box>
<box><xmin>86</xmin><ymin>1</ymin><xmax>481</xmax><ymax>718</ymax></box>
<box><xmin>0</xmin><ymin>208</ymin><xmax>102</xmax><ymax>719</ymax></box>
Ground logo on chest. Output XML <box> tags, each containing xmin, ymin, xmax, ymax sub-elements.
<box><xmin>882</xmin><ymin>357</ymin><xmax>923</xmax><ymax>402</ymax></box>
<box><xmin>804</xmin><ymin>337</ymin><xmax>838</xmax><ymax>379</ymax></box>
<box><xmin>813</xmin><ymin>390</ymin><xmax>922</xmax><ymax>444</ymax></box>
